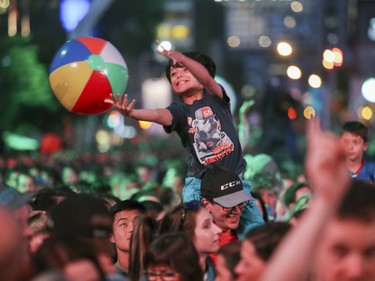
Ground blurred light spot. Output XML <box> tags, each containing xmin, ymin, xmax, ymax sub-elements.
<box><xmin>284</xmin><ymin>16</ymin><xmax>296</xmax><ymax>28</ymax></box>
<box><xmin>259</xmin><ymin>35</ymin><xmax>272</xmax><ymax>48</ymax></box>
<box><xmin>2</xmin><ymin>56</ymin><xmax>11</xmax><ymax>67</ymax></box>
<box><xmin>288</xmin><ymin>107</ymin><xmax>297</xmax><ymax>120</ymax></box>
<box><xmin>308</xmin><ymin>74</ymin><xmax>322</xmax><ymax>88</ymax></box>
<box><xmin>60</xmin><ymin>0</ymin><xmax>90</xmax><ymax>32</ymax></box>
<box><xmin>139</xmin><ymin>120</ymin><xmax>153</xmax><ymax>130</ymax></box>
<box><xmin>227</xmin><ymin>35</ymin><xmax>241</xmax><ymax>48</ymax></box>
<box><xmin>304</xmin><ymin>106</ymin><xmax>316</xmax><ymax>119</ymax></box>
<box><xmin>157</xmin><ymin>40</ymin><xmax>172</xmax><ymax>52</ymax></box>
<box><xmin>277</xmin><ymin>42</ymin><xmax>292</xmax><ymax>56</ymax></box>
<box><xmin>362</xmin><ymin>78</ymin><xmax>375</xmax><ymax>102</ymax></box>
<box><xmin>171</xmin><ymin>24</ymin><xmax>190</xmax><ymax>40</ymax></box>
<box><xmin>332</xmin><ymin>47</ymin><xmax>343</xmax><ymax>67</ymax></box>
<box><xmin>291</xmin><ymin>1</ymin><xmax>303</xmax><ymax>13</ymax></box>
<box><xmin>287</xmin><ymin>65</ymin><xmax>302</xmax><ymax>80</ymax></box>
<box><xmin>361</xmin><ymin>106</ymin><xmax>373</xmax><ymax>120</ymax></box>
<box><xmin>107</xmin><ymin>110</ymin><xmax>121</xmax><ymax>128</ymax></box>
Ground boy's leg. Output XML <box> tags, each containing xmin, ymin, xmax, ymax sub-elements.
<box><xmin>182</xmin><ymin>177</ymin><xmax>202</xmax><ymax>202</ymax></box>
<box><xmin>237</xmin><ymin>179</ymin><xmax>265</xmax><ymax>240</ymax></box>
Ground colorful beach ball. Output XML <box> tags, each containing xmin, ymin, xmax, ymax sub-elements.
<box><xmin>49</xmin><ymin>37</ymin><xmax>128</xmax><ymax>114</ymax></box>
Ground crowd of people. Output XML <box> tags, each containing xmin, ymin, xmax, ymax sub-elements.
<box><xmin>1</xmin><ymin>48</ymin><xmax>375</xmax><ymax>281</ymax></box>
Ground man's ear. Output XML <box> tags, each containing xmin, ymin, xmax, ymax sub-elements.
<box><xmin>202</xmin><ymin>198</ymin><xmax>210</xmax><ymax>208</ymax></box>
<box><xmin>109</xmin><ymin>233</ymin><xmax>115</xmax><ymax>243</ymax></box>
<box><xmin>363</xmin><ymin>142</ymin><xmax>369</xmax><ymax>152</ymax></box>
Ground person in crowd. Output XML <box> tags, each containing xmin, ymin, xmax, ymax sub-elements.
<box><xmin>106</xmin><ymin>49</ymin><xmax>264</xmax><ymax>238</ymax></box>
<box><xmin>158</xmin><ymin>200</ymin><xmax>222</xmax><ymax>281</ymax></box>
<box><xmin>143</xmin><ymin>232</ymin><xmax>204</xmax><ymax>281</ymax></box>
<box><xmin>215</xmin><ymin>240</ymin><xmax>242</xmax><ymax>281</ymax></box>
<box><xmin>33</xmin><ymin>235</ymin><xmax>107</xmax><ymax>281</ymax></box>
<box><xmin>282</xmin><ymin>181</ymin><xmax>312</xmax><ymax>221</ymax></box>
<box><xmin>200</xmin><ymin>166</ymin><xmax>255</xmax><ymax>262</ymax></box>
<box><xmin>250</xmin><ymin>171</ymin><xmax>281</xmax><ymax>221</ymax></box>
<box><xmin>48</xmin><ymin>193</ymin><xmax>125</xmax><ymax>281</ymax></box>
<box><xmin>235</xmin><ymin>222</ymin><xmax>292</xmax><ymax>281</ymax></box>
<box><xmin>340</xmin><ymin>120</ymin><xmax>375</xmax><ymax>183</ymax></box>
<box><xmin>109</xmin><ymin>199</ymin><xmax>146</xmax><ymax>279</ymax></box>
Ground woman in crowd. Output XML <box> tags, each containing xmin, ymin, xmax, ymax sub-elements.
<box><xmin>158</xmin><ymin>200</ymin><xmax>222</xmax><ymax>281</ymax></box>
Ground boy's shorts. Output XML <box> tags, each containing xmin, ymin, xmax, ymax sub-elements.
<box><xmin>182</xmin><ymin>176</ymin><xmax>265</xmax><ymax>239</ymax></box>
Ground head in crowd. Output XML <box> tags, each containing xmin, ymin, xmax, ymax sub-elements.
<box><xmin>215</xmin><ymin>240</ymin><xmax>242</xmax><ymax>281</ymax></box>
<box><xmin>251</xmin><ymin>171</ymin><xmax>281</xmax><ymax>220</ymax></box>
<box><xmin>30</xmin><ymin>186</ymin><xmax>76</xmax><ymax>212</ymax></box>
<box><xmin>340</xmin><ymin>121</ymin><xmax>368</xmax><ymax>143</ymax></box>
<box><xmin>235</xmin><ymin>222</ymin><xmax>292</xmax><ymax>281</ymax></box>
<box><xmin>340</xmin><ymin>121</ymin><xmax>369</xmax><ymax>162</ymax></box>
<box><xmin>313</xmin><ymin>180</ymin><xmax>375</xmax><ymax>281</ymax></box>
<box><xmin>283</xmin><ymin>181</ymin><xmax>311</xmax><ymax>210</ymax></box>
<box><xmin>158</xmin><ymin>199</ymin><xmax>222</xmax><ymax>271</ymax></box>
<box><xmin>201</xmin><ymin>166</ymin><xmax>251</xmax><ymax>233</ymax></box>
<box><xmin>129</xmin><ymin>214</ymin><xmax>158</xmax><ymax>281</ymax></box>
<box><xmin>48</xmin><ymin>194</ymin><xmax>115</xmax><ymax>278</ymax></box>
<box><xmin>144</xmin><ymin>232</ymin><xmax>204</xmax><ymax>281</ymax></box>
<box><xmin>109</xmin><ymin>199</ymin><xmax>146</xmax><ymax>274</ymax></box>
<box><xmin>49</xmin><ymin>194</ymin><xmax>113</xmax><ymax>241</ymax></box>
<box><xmin>33</xmin><ymin>235</ymin><xmax>106</xmax><ymax>281</ymax></box>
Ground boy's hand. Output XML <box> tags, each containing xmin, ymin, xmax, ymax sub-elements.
<box><xmin>305</xmin><ymin>118</ymin><xmax>350</xmax><ymax>202</ymax></box>
<box><xmin>104</xmin><ymin>93</ymin><xmax>136</xmax><ymax>117</ymax></box>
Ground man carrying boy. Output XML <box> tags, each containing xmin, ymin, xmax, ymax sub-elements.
<box><xmin>340</xmin><ymin>121</ymin><xmax>375</xmax><ymax>183</ymax></box>
<box><xmin>106</xmin><ymin>49</ymin><xmax>264</xmax><ymax>237</ymax></box>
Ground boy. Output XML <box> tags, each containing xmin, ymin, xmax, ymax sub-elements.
<box><xmin>106</xmin><ymin>49</ymin><xmax>263</xmax><ymax>237</ymax></box>
<box><xmin>340</xmin><ymin>121</ymin><xmax>375</xmax><ymax>183</ymax></box>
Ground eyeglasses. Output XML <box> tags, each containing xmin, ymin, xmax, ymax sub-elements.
<box><xmin>211</xmin><ymin>201</ymin><xmax>246</xmax><ymax>213</ymax></box>
<box><xmin>144</xmin><ymin>270</ymin><xmax>179</xmax><ymax>281</ymax></box>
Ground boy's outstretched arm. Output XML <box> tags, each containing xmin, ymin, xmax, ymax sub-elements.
<box><xmin>105</xmin><ymin>93</ymin><xmax>173</xmax><ymax>126</ymax></box>
<box><xmin>160</xmin><ymin>50</ymin><xmax>223</xmax><ymax>99</ymax></box>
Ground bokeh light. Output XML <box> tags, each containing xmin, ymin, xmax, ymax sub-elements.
<box><xmin>277</xmin><ymin>42</ymin><xmax>293</xmax><ymax>56</ymax></box>
<box><xmin>287</xmin><ymin>65</ymin><xmax>302</xmax><ymax>79</ymax></box>
<box><xmin>304</xmin><ymin>106</ymin><xmax>316</xmax><ymax>119</ymax></box>
<box><xmin>362</xmin><ymin>78</ymin><xmax>375</xmax><ymax>102</ymax></box>
<box><xmin>308</xmin><ymin>74</ymin><xmax>322</xmax><ymax>88</ymax></box>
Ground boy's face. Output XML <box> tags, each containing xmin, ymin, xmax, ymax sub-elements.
<box><xmin>340</xmin><ymin>132</ymin><xmax>368</xmax><ymax>161</ymax></box>
<box><xmin>169</xmin><ymin>65</ymin><xmax>203</xmax><ymax>95</ymax></box>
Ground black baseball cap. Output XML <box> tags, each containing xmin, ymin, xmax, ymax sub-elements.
<box><xmin>201</xmin><ymin>166</ymin><xmax>252</xmax><ymax>208</ymax></box>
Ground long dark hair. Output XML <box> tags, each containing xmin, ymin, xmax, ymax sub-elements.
<box><xmin>144</xmin><ymin>232</ymin><xmax>204</xmax><ymax>281</ymax></box>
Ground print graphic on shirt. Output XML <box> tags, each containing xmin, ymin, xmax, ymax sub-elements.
<box><xmin>189</xmin><ymin>106</ymin><xmax>234</xmax><ymax>165</ymax></box>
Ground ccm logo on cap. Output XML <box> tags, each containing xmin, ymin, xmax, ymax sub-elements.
<box><xmin>221</xmin><ymin>180</ymin><xmax>241</xmax><ymax>190</ymax></box>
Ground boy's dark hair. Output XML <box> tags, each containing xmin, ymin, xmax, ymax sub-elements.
<box><xmin>341</xmin><ymin>121</ymin><xmax>368</xmax><ymax>143</ymax></box>
<box><xmin>109</xmin><ymin>199</ymin><xmax>146</xmax><ymax>217</ymax></box>
<box><xmin>165</xmin><ymin>51</ymin><xmax>216</xmax><ymax>82</ymax></box>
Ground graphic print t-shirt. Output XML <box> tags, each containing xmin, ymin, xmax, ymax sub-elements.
<box><xmin>164</xmin><ymin>87</ymin><xmax>246</xmax><ymax>178</ymax></box>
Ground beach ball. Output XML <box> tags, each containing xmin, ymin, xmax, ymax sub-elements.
<box><xmin>49</xmin><ymin>37</ymin><xmax>128</xmax><ymax>114</ymax></box>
